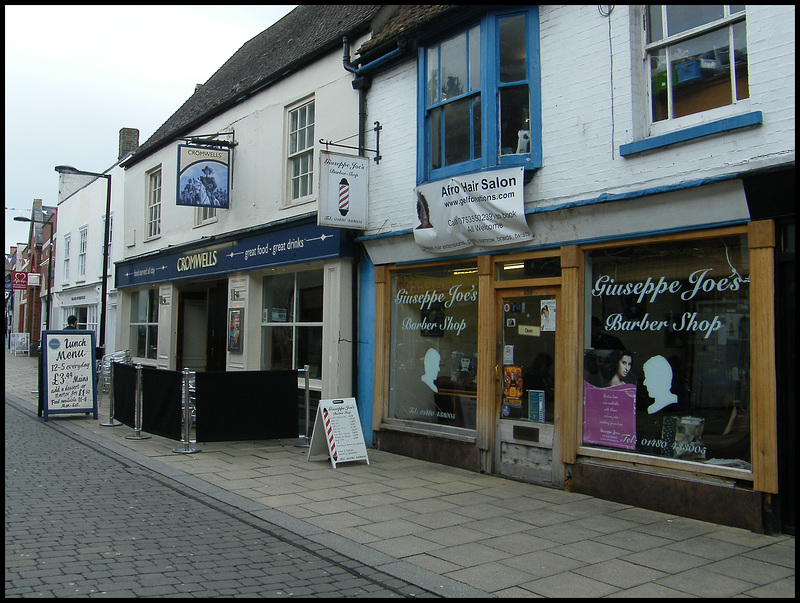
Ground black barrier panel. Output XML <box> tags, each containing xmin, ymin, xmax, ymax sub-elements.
<box><xmin>195</xmin><ymin>370</ymin><xmax>298</xmax><ymax>442</ymax></box>
<box><xmin>112</xmin><ymin>363</ymin><xmax>137</xmax><ymax>428</ymax></box>
<box><xmin>141</xmin><ymin>366</ymin><xmax>182</xmax><ymax>441</ymax></box>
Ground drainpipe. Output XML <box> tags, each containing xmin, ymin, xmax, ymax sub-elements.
<box><xmin>342</xmin><ymin>37</ymin><xmax>372</xmax><ymax>156</ymax></box>
<box><xmin>342</xmin><ymin>37</ymin><xmax>371</xmax><ymax>405</ymax></box>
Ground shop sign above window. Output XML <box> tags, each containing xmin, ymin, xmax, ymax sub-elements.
<box><xmin>413</xmin><ymin>167</ymin><xmax>533</xmax><ymax>253</ymax></box>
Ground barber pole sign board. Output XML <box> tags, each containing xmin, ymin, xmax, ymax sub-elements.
<box><xmin>318</xmin><ymin>152</ymin><xmax>368</xmax><ymax>230</ymax></box>
<box><xmin>307</xmin><ymin>398</ymin><xmax>369</xmax><ymax>468</ymax></box>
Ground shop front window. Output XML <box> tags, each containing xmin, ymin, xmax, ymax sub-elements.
<box><xmin>261</xmin><ymin>269</ymin><xmax>323</xmax><ymax>379</ymax></box>
<box><xmin>389</xmin><ymin>264</ymin><xmax>478</xmax><ymax>430</ymax></box>
<box><xmin>584</xmin><ymin>235</ymin><xmax>751</xmax><ymax>470</ymax></box>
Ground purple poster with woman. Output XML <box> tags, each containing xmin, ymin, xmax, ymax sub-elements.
<box><xmin>582</xmin><ymin>382</ymin><xmax>637</xmax><ymax>450</ymax></box>
<box><xmin>582</xmin><ymin>349</ymin><xmax>637</xmax><ymax>450</ymax></box>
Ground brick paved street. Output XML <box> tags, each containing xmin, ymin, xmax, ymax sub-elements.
<box><xmin>5</xmin><ymin>401</ymin><xmax>438</xmax><ymax>598</ymax></box>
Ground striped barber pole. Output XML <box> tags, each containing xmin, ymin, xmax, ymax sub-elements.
<box><xmin>338</xmin><ymin>178</ymin><xmax>350</xmax><ymax>216</ymax></box>
<box><xmin>324</xmin><ymin>408</ymin><xmax>337</xmax><ymax>460</ymax></box>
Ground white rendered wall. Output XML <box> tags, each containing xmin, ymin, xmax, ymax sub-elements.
<box><xmin>363</xmin><ymin>5</ymin><xmax>795</xmax><ymax>237</ymax></box>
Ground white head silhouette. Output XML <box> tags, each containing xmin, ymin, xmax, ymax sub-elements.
<box><xmin>421</xmin><ymin>348</ymin><xmax>440</xmax><ymax>392</ymax></box>
<box><xmin>643</xmin><ymin>355</ymin><xmax>677</xmax><ymax>414</ymax></box>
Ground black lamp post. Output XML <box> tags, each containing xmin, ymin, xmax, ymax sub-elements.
<box><xmin>54</xmin><ymin>165</ymin><xmax>112</xmax><ymax>357</ymax></box>
<box><xmin>14</xmin><ymin>216</ymin><xmax>53</xmax><ymax>331</ymax></box>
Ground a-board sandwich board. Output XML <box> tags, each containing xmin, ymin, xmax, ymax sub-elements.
<box><xmin>307</xmin><ymin>398</ymin><xmax>369</xmax><ymax>468</ymax></box>
<box><xmin>41</xmin><ymin>330</ymin><xmax>98</xmax><ymax>421</ymax></box>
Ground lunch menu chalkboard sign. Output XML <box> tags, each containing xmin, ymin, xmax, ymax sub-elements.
<box><xmin>42</xmin><ymin>330</ymin><xmax>98</xmax><ymax>421</ymax></box>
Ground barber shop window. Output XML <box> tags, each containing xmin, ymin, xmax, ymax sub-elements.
<box><xmin>583</xmin><ymin>234</ymin><xmax>751</xmax><ymax>471</ymax></box>
<box><xmin>388</xmin><ymin>264</ymin><xmax>478</xmax><ymax>430</ymax></box>
<box><xmin>647</xmin><ymin>5</ymin><xmax>748</xmax><ymax>122</ymax></box>
<box><xmin>261</xmin><ymin>269</ymin><xmax>323</xmax><ymax>379</ymax></box>
<box><xmin>420</xmin><ymin>7</ymin><xmax>541</xmax><ymax>183</ymax></box>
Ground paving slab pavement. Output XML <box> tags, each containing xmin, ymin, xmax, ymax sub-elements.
<box><xmin>5</xmin><ymin>349</ymin><xmax>794</xmax><ymax>597</ymax></box>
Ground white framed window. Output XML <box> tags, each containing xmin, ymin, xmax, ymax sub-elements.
<box><xmin>646</xmin><ymin>5</ymin><xmax>748</xmax><ymax>123</ymax></box>
<box><xmin>195</xmin><ymin>205</ymin><xmax>217</xmax><ymax>227</ymax></box>
<box><xmin>62</xmin><ymin>234</ymin><xmax>71</xmax><ymax>283</ymax></box>
<box><xmin>78</xmin><ymin>226</ymin><xmax>87</xmax><ymax>280</ymax></box>
<box><xmin>287</xmin><ymin>99</ymin><xmax>315</xmax><ymax>203</ymax></box>
<box><xmin>130</xmin><ymin>288</ymin><xmax>158</xmax><ymax>359</ymax></box>
<box><xmin>261</xmin><ymin>269</ymin><xmax>323</xmax><ymax>379</ymax></box>
<box><xmin>147</xmin><ymin>168</ymin><xmax>162</xmax><ymax>239</ymax></box>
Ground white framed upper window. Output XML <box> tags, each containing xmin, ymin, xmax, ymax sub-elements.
<box><xmin>195</xmin><ymin>205</ymin><xmax>217</xmax><ymax>227</ymax></box>
<box><xmin>646</xmin><ymin>5</ymin><xmax>748</xmax><ymax>123</ymax></box>
<box><xmin>287</xmin><ymin>99</ymin><xmax>315</xmax><ymax>203</ymax></box>
<box><xmin>62</xmin><ymin>234</ymin><xmax>71</xmax><ymax>283</ymax></box>
<box><xmin>77</xmin><ymin>226</ymin><xmax>87</xmax><ymax>280</ymax></box>
<box><xmin>147</xmin><ymin>167</ymin><xmax>162</xmax><ymax>239</ymax></box>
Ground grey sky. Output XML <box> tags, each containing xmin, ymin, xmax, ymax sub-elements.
<box><xmin>5</xmin><ymin>5</ymin><xmax>296</xmax><ymax>255</ymax></box>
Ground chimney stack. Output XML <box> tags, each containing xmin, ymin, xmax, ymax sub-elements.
<box><xmin>118</xmin><ymin>128</ymin><xmax>139</xmax><ymax>160</ymax></box>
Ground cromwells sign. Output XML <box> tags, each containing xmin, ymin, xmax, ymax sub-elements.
<box><xmin>176</xmin><ymin>144</ymin><xmax>230</xmax><ymax>209</ymax></box>
<box><xmin>413</xmin><ymin>167</ymin><xmax>533</xmax><ymax>253</ymax></box>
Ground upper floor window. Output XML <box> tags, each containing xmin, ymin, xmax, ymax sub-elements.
<box><xmin>420</xmin><ymin>8</ymin><xmax>541</xmax><ymax>183</ymax></box>
<box><xmin>287</xmin><ymin>100</ymin><xmax>315</xmax><ymax>202</ymax></box>
<box><xmin>195</xmin><ymin>206</ymin><xmax>216</xmax><ymax>226</ymax></box>
<box><xmin>78</xmin><ymin>227</ymin><xmax>87</xmax><ymax>280</ymax></box>
<box><xmin>62</xmin><ymin>235</ymin><xmax>71</xmax><ymax>282</ymax></box>
<box><xmin>647</xmin><ymin>5</ymin><xmax>748</xmax><ymax>123</ymax></box>
<box><xmin>147</xmin><ymin>168</ymin><xmax>162</xmax><ymax>239</ymax></box>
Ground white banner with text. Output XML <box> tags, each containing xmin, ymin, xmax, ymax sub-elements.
<box><xmin>413</xmin><ymin>167</ymin><xmax>533</xmax><ymax>253</ymax></box>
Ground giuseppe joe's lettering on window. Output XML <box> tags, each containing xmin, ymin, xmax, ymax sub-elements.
<box><xmin>395</xmin><ymin>283</ymin><xmax>476</xmax><ymax>336</ymax></box>
<box><xmin>592</xmin><ymin>268</ymin><xmax>748</xmax><ymax>339</ymax></box>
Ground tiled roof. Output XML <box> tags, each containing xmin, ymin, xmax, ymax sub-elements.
<box><xmin>124</xmin><ymin>5</ymin><xmax>381</xmax><ymax>168</ymax></box>
<box><xmin>358</xmin><ymin>5</ymin><xmax>455</xmax><ymax>56</ymax></box>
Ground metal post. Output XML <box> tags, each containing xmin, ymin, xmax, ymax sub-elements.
<box><xmin>294</xmin><ymin>365</ymin><xmax>311</xmax><ymax>447</ymax></box>
<box><xmin>173</xmin><ymin>368</ymin><xmax>200</xmax><ymax>454</ymax></box>
<box><xmin>100</xmin><ymin>359</ymin><xmax>122</xmax><ymax>427</ymax></box>
<box><xmin>126</xmin><ymin>364</ymin><xmax>151</xmax><ymax>440</ymax></box>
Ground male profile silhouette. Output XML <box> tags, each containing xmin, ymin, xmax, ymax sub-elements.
<box><xmin>421</xmin><ymin>348</ymin><xmax>440</xmax><ymax>392</ymax></box>
<box><xmin>643</xmin><ymin>355</ymin><xmax>678</xmax><ymax>414</ymax></box>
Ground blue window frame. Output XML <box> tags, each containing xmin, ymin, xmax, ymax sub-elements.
<box><xmin>417</xmin><ymin>7</ymin><xmax>542</xmax><ymax>183</ymax></box>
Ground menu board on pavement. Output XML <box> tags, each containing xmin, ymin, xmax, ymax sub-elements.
<box><xmin>307</xmin><ymin>398</ymin><xmax>369</xmax><ymax>468</ymax></box>
<box><xmin>41</xmin><ymin>330</ymin><xmax>98</xmax><ymax>421</ymax></box>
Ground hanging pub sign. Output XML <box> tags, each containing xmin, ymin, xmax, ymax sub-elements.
<box><xmin>318</xmin><ymin>151</ymin><xmax>369</xmax><ymax>229</ymax></box>
<box><xmin>176</xmin><ymin>144</ymin><xmax>230</xmax><ymax>209</ymax></box>
<box><xmin>413</xmin><ymin>166</ymin><xmax>533</xmax><ymax>253</ymax></box>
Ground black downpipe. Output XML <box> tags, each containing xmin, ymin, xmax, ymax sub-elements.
<box><xmin>343</xmin><ymin>37</ymin><xmax>372</xmax><ymax>399</ymax></box>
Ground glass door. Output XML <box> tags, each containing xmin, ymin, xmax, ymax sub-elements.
<box><xmin>495</xmin><ymin>286</ymin><xmax>563</xmax><ymax>486</ymax></box>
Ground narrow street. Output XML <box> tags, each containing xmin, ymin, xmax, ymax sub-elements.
<box><xmin>5</xmin><ymin>401</ymin><xmax>436</xmax><ymax>598</ymax></box>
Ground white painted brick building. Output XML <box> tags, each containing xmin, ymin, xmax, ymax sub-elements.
<box><xmin>355</xmin><ymin>5</ymin><xmax>794</xmax><ymax>534</ymax></box>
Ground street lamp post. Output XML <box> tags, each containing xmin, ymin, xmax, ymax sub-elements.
<box><xmin>13</xmin><ymin>216</ymin><xmax>53</xmax><ymax>331</ymax></box>
<box><xmin>54</xmin><ymin>165</ymin><xmax>112</xmax><ymax>358</ymax></box>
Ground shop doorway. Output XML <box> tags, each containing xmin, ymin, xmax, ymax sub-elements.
<box><xmin>495</xmin><ymin>286</ymin><xmax>563</xmax><ymax>487</ymax></box>
<box><xmin>176</xmin><ymin>280</ymin><xmax>227</xmax><ymax>372</ymax></box>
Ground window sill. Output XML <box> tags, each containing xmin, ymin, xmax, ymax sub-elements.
<box><xmin>379</xmin><ymin>419</ymin><xmax>477</xmax><ymax>444</ymax></box>
<box><xmin>620</xmin><ymin>111</ymin><xmax>762</xmax><ymax>157</ymax></box>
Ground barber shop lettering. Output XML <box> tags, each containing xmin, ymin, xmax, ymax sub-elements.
<box><xmin>592</xmin><ymin>268</ymin><xmax>747</xmax><ymax>339</ymax></box>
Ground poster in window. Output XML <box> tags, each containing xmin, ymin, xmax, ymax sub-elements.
<box><xmin>177</xmin><ymin>144</ymin><xmax>230</xmax><ymax>209</ymax></box>
<box><xmin>228</xmin><ymin>308</ymin><xmax>243</xmax><ymax>352</ymax></box>
<box><xmin>582</xmin><ymin>350</ymin><xmax>637</xmax><ymax>450</ymax></box>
